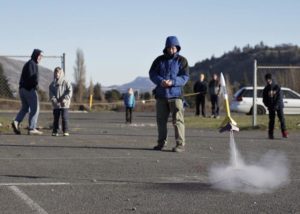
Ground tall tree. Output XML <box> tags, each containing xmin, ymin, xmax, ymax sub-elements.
<box><xmin>73</xmin><ymin>49</ymin><xmax>86</xmax><ymax>102</ymax></box>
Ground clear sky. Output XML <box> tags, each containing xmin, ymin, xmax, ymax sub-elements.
<box><xmin>1</xmin><ymin>0</ymin><xmax>299</xmax><ymax>86</ymax></box>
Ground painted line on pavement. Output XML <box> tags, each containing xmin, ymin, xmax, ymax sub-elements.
<box><xmin>0</xmin><ymin>157</ymin><xmax>150</xmax><ymax>160</ymax></box>
<box><xmin>0</xmin><ymin>182</ymin><xmax>70</xmax><ymax>186</ymax></box>
<box><xmin>0</xmin><ymin>156</ymin><xmax>213</xmax><ymax>160</ymax></box>
<box><xmin>9</xmin><ymin>185</ymin><xmax>48</xmax><ymax>214</ymax></box>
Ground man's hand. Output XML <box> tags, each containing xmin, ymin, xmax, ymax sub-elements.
<box><xmin>161</xmin><ymin>80</ymin><xmax>173</xmax><ymax>88</ymax></box>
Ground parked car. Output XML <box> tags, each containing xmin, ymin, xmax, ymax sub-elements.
<box><xmin>230</xmin><ymin>86</ymin><xmax>300</xmax><ymax>115</ymax></box>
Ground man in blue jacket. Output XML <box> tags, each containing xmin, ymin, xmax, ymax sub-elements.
<box><xmin>12</xmin><ymin>49</ymin><xmax>43</xmax><ymax>135</ymax></box>
<box><xmin>149</xmin><ymin>36</ymin><xmax>189</xmax><ymax>152</ymax></box>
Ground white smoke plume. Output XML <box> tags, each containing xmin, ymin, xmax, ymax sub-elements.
<box><xmin>208</xmin><ymin>132</ymin><xmax>290</xmax><ymax>194</ymax></box>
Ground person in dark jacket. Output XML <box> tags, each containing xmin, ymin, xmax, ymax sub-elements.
<box><xmin>262</xmin><ymin>73</ymin><xmax>288</xmax><ymax>139</ymax></box>
<box><xmin>149</xmin><ymin>36</ymin><xmax>189</xmax><ymax>152</ymax></box>
<box><xmin>123</xmin><ymin>88</ymin><xmax>136</xmax><ymax>124</ymax></box>
<box><xmin>208</xmin><ymin>73</ymin><xmax>221</xmax><ymax>118</ymax></box>
<box><xmin>11</xmin><ymin>49</ymin><xmax>43</xmax><ymax>135</ymax></box>
<box><xmin>193</xmin><ymin>73</ymin><xmax>207</xmax><ymax>117</ymax></box>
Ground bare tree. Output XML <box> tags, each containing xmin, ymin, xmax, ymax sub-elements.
<box><xmin>73</xmin><ymin>49</ymin><xmax>86</xmax><ymax>102</ymax></box>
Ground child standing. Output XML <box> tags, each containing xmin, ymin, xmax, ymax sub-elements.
<box><xmin>124</xmin><ymin>88</ymin><xmax>135</xmax><ymax>123</ymax></box>
<box><xmin>49</xmin><ymin>67</ymin><xmax>73</xmax><ymax>136</ymax></box>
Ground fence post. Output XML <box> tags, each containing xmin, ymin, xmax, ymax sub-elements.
<box><xmin>252</xmin><ymin>59</ymin><xmax>257</xmax><ymax>127</ymax></box>
<box><xmin>62</xmin><ymin>53</ymin><xmax>66</xmax><ymax>73</ymax></box>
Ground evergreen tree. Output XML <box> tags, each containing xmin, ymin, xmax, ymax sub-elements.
<box><xmin>105</xmin><ymin>89</ymin><xmax>121</xmax><ymax>102</ymax></box>
<box><xmin>93</xmin><ymin>83</ymin><xmax>104</xmax><ymax>101</ymax></box>
<box><xmin>0</xmin><ymin>64</ymin><xmax>13</xmax><ymax>98</ymax></box>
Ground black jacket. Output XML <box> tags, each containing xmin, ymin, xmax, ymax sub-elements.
<box><xmin>263</xmin><ymin>82</ymin><xmax>284</xmax><ymax>110</ymax></box>
<box><xmin>19</xmin><ymin>49</ymin><xmax>42</xmax><ymax>90</ymax></box>
<box><xmin>193</xmin><ymin>80</ymin><xmax>207</xmax><ymax>96</ymax></box>
<box><xmin>208</xmin><ymin>79</ymin><xmax>220</xmax><ymax>95</ymax></box>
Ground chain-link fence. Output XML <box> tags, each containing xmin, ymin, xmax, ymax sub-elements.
<box><xmin>0</xmin><ymin>54</ymin><xmax>66</xmax><ymax>110</ymax></box>
<box><xmin>0</xmin><ymin>54</ymin><xmax>64</xmax><ymax>94</ymax></box>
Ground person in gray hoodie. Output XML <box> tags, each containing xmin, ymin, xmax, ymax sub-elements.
<box><xmin>49</xmin><ymin>67</ymin><xmax>72</xmax><ymax>136</ymax></box>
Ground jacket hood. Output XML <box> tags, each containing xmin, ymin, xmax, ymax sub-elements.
<box><xmin>54</xmin><ymin>69</ymin><xmax>65</xmax><ymax>85</ymax></box>
<box><xmin>31</xmin><ymin>49</ymin><xmax>43</xmax><ymax>63</ymax></box>
<box><xmin>163</xmin><ymin>36</ymin><xmax>181</xmax><ymax>54</ymax></box>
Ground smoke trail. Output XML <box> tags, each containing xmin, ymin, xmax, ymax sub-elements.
<box><xmin>208</xmin><ymin>132</ymin><xmax>290</xmax><ymax>194</ymax></box>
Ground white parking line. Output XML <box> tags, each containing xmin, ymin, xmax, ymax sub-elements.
<box><xmin>9</xmin><ymin>185</ymin><xmax>48</xmax><ymax>214</ymax></box>
<box><xmin>1</xmin><ymin>182</ymin><xmax>70</xmax><ymax>186</ymax></box>
<box><xmin>0</xmin><ymin>157</ymin><xmax>150</xmax><ymax>160</ymax></box>
<box><xmin>0</xmin><ymin>156</ymin><xmax>213</xmax><ymax>160</ymax></box>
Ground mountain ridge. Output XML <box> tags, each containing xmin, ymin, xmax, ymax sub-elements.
<box><xmin>103</xmin><ymin>76</ymin><xmax>155</xmax><ymax>93</ymax></box>
<box><xmin>0</xmin><ymin>56</ymin><xmax>53</xmax><ymax>95</ymax></box>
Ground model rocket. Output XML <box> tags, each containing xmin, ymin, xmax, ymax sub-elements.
<box><xmin>219</xmin><ymin>72</ymin><xmax>239</xmax><ymax>132</ymax></box>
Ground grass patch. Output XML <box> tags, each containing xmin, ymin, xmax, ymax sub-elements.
<box><xmin>0</xmin><ymin>117</ymin><xmax>11</xmax><ymax>133</ymax></box>
<box><xmin>185</xmin><ymin>114</ymin><xmax>300</xmax><ymax>131</ymax></box>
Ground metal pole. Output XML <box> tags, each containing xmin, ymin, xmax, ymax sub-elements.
<box><xmin>62</xmin><ymin>53</ymin><xmax>66</xmax><ymax>73</ymax></box>
<box><xmin>252</xmin><ymin>59</ymin><xmax>257</xmax><ymax>127</ymax></box>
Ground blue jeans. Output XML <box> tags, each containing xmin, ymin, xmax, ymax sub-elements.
<box><xmin>53</xmin><ymin>108</ymin><xmax>69</xmax><ymax>133</ymax></box>
<box><xmin>15</xmin><ymin>88</ymin><xmax>40</xmax><ymax>130</ymax></box>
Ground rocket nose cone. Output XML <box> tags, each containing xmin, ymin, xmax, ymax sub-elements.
<box><xmin>220</xmin><ymin>72</ymin><xmax>226</xmax><ymax>87</ymax></box>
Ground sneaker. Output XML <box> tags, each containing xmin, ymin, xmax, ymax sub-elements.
<box><xmin>172</xmin><ymin>145</ymin><xmax>185</xmax><ymax>153</ymax></box>
<box><xmin>153</xmin><ymin>144</ymin><xmax>164</xmax><ymax>151</ymax></box>
<box><xmin>52</xmin><ymin>132</ymin><xmax>59</xmax><ymax>136</ymax></box>
<box><xmin>282</xmin><ymin>131</ymin><xmax>288</xmax><ymax>138</ymax></box>
<box><xmin>214</xmin><ymin>115</ymin><xmax>220</xmax><ymax>119</ymax></box>
<box><xmin>63</xmin><ymin>132</ymin><xmax>70</xmax><ymax>136</ymax></box>
<box><xmin>28</xmin><ymin>129</ymin><xmax>43</xmax><ymax>135</ymax></box>
<box><xmin>11</xmin><ymin>120</ymin><xmax>21</xmax><ymax>135</ymax></box>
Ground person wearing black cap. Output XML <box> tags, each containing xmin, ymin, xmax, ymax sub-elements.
<box><xmin>149</xmin><ymin>36</ymin><xmax>189</xmax><ymax>152</ymax></box>
<box><xmin>12</xmin><ymin>49</ymin><xmax>43</xmax><ymax>135</ymax></box>
<box><xmin>263</xmin><ymin>73</ymin><xmax>288</xmax><ymax>139</ymax></box>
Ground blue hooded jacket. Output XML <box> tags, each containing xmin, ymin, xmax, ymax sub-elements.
<box><xmin>149</xmin><ymin>36</ymin><xmax>189</xmax><ymax>99</ymax></box>
<box><xmin>124</xmin><ymin>93</ymin><xmax>135</xmax><ymax>108</ymax></box>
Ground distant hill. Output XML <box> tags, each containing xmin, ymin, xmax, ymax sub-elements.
<box><xmin>0</xmin><ymin>56</ymin><xmax>53</xmax><ymax>95</ymax></box>
<box><xmin>189</xmin><ymin>43</ymin><xmax>300</xmax><ymax>93</ymax></box>
<box><xmin>104</xmin><ymin>76</ymin><xmax>155</xmax><ymax>93</ymax></box>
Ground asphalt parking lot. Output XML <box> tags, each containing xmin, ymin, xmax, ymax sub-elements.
<box><xmin>0</xmin><ymin>111</ymin><xmax>299</xmax><ymax>214</ymax></box>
